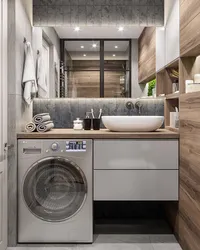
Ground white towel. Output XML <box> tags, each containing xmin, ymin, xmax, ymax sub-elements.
<box><xmin>25</xmin><ymin>122</ymin><xmax>36</xmax><ymax>133</ymax></box>
<box><xmin>23</xmin><ymin>42</ymin><xmax>38</xmax><ymax>105</ymax></box>
<box><xmin>36</xmin><ymin>53</ymin><xmax>48</xmax><ymax>98</ymax></box>
<box><xmin>33</xmin><ymin>113</ymin><xmax>51</xmax><ymax>124</ymax></box>
<box><xmin>37</xmin><ymin>121</ymin><xmax>54</xmax><ymax>133</ymax></box>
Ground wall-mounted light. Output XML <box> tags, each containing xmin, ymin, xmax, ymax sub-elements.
<box><xmin>81</xmin><ymin>45</ymin><xmax>84</xmax><ymax>48</ymax></box>
<box><xmin>74</xmin><ymin>27</ymin><xmax>80</xmax><ymax>31</ymax></box>
<box><xmin>118</xmin><ymin>26</ymin><xmax>124</xmax><ymax>32</ymax></box>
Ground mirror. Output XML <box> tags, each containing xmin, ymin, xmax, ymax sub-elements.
<box><xmin>61</xmin><ymin>40</ymin><xmax>131</xmax><ymax>98</ymax></box>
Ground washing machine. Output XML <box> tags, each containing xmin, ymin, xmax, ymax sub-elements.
<box><xmin>18</xmin><ymin>139</ymin><xmax>93</xmax><ymax>243</ymax></box>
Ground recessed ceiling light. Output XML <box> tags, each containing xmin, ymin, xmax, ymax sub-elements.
<box><xmin>92</xmin><ymin>44</ymin><xmax>97</xmax><ymax>48</ymax></box>
<box><xmin>81</xmin><ymin>45</ymin><xmax>84</xmax><ymax>48</ymax></box>
<box><xmin>113</xmin><ymin>54</ymin><xmax>116</xmax><ymax>57</ymax></box>
<box><xmin>74</xmin><ymin>26</ymin><xmax>80</xmax><ymax>31</ymax></box>
<box><xmin>115</xmin><ymin>46</ymin><xmax>118</xmax><ymax>49</ymax></box>
<box><xmin>118</xmin><ymin>26</ymin><xmax>124</xmax><ymax>32</ymax></box>
<box><xmin>83</xmin><ymin>54</ymin><xmax>87</xmax><ymax>57</ymax></box>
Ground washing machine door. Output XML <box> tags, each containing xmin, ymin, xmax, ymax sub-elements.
<box><xmin>23</xmin><ymin>156</ymin><xmax>87</xmax><ymax>222</ymax></box>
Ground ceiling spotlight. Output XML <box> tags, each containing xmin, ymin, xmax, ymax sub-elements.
<box><xmin>81</xmin><ymin>45</ymin><xmax>84</xmax><ymax>49</ymax></box>
<box><xmin>115</xmin><ymin>46</ymin><xmax>118</xmax><ymax>49</ymax></box>
<box><xmin>83</xmin><ymin>54</ymin><xmax>87</xmax><ymax>57</ymax></box>
<box><xmin>92</xmin><ymin>44</ymin><xmax>97</xmax><ymax>48</ymax></box>
<box><xmin>118</xmin><ymin>26</ymin><xmax>124</xmax><ymax>32</ymax></box>
<box><xmin>113</xmin><ymin>54</ymin><xmax>116</xmax><ymax>57</ymax></box>
<box><xmin>74</xmin><ymin>26</ymin><xmax>80</xmax><ymax>31</ymax></box>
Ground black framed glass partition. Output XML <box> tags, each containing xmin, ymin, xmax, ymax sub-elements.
<box><xmin>61</xmin><ymin>39</ymin><xmax>131</xmax><ymax>98</ymax></box>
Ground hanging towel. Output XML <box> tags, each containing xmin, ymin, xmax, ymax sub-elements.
<box><xmin>37</xmin><ymin>121</ymin><xmax>54</xmax><ymax>133</ymax></box>
<box><xmin>36</xmin><ymin>53</ymin><xmax>48</xmax><ymax>98</ymax></box>
<box><xmin>23</xmin><ymin>42</ymin><xmax>38</xmax><ymax>105</ymax></box>
<box><xmin>25</xmin><ymin>122</ymin><xmax>36</xmax><ymax>133</ymax></box>
<box><xmin>33</xmin><ymin>113</ymin><xmax>51</xmax><ymax>124</ymax></box>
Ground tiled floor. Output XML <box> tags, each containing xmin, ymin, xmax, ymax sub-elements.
<box><xmin>8</xmin><ymin>234</ymin><xmax>183</xmax><ymax>250</ymax></box>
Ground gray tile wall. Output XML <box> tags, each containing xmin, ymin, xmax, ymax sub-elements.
<box><xmin>33</xmin><ymin>98</ymin><xmax>164</xmax><ymax>128</ymax></box>
<box><xmin>33</xmin><ymin>0</ymin><xmax>164</xmax><ymax>26</ymax></box>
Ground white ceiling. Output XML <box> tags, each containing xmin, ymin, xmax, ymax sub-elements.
<box><xmin>55</xmin><ymin>26</ymin><xmax>144</xmax><ymax>39</ymax></box>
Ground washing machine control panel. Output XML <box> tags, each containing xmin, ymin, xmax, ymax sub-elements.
<box><xmin>66</xmin><ymin>141</ymin><xmax>86</xmax><ymax>152</ymax></box>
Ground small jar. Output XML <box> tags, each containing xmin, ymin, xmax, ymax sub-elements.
<box><xmin>73</xmin><ymin>118</ymin><xmax>83</xmax><ymax>130</ymax></box>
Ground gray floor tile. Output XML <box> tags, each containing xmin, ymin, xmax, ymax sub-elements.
<box><xmin>94</xmin><ymin>234</ymin><xmax>150</xmax><ymax>243</ymax></box>
<box><xmin>149</xmin><ymin>234</ymin><xmax>178</xmax><ymax>244</ymax></box>
<box><xmin>77</xmin><ymin>243</ymin><xmax>154</xmax><ymax>250</ymax></box>
<box><xmin>152</xmin><ymin>243</ymin><xmax>182</xmax><ymax>250</ymax></box>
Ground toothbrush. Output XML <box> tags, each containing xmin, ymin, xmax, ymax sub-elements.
<box><xmin>91</xmin><ymin>109</ymin><xmax>95</xmax><ymax>119</ymax></box>
<box><xmin>98</xmin><ymin>109</ymin><xmax>102</xmax><ymax>119</ymax></box>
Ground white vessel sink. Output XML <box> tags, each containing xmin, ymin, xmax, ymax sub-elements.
<box><xmin>102</xmin><ymin>116</ymin><xmax>164</xmax><ymax>132</ymax></box>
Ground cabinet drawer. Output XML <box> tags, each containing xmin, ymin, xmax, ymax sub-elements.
<box><xmin>94</xmin><ymin>140</ymin><xmax>178</xmax><ymax>170</ymax></box>
<box><xmin>94</xmin><ymin>170</ymin><xmax>178</xmax><ymax>201</ymax></box>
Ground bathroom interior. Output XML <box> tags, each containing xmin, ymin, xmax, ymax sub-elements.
<box><xmin>0</xmin><ymin>0</ymin><xmax>200</xmax><ymax>250</ymax></box>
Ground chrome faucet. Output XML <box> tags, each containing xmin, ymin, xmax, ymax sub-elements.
<box><xmin>135</xmin><ymin>101</ymin><xmax>143</xmax><ymax>115</ymax></box>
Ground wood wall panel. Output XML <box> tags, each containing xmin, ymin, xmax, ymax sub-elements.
<box><xmin>180</xmin><ymin>0</ymin><xmax>200</xmax><ymax>56</ymax></box>
<box><xmin>138</xmin><ymin>27</ymin><xmax>156</xmax><ymax>83</ymax></box>
<box><xmin>178</xmin><ymin>92</ymin><xmax>200</xmax><ymax>250</ymax></box>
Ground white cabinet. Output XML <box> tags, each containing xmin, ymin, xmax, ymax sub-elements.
<box><xmin>94</xmin><ymin>170</ymin><xmax>178</xmax><ymax>201</ymax></box>
<box><xmin>156</xmin><ymin>28</ymin><xmax>165</xmax><ymax>71</ymax></box>
<box><xmin>94</xmin><ymin>140</ymin><xmax>178</xmax><ymax>170</ymax></box>
<box><xmin>94</xmin><ymin>139</ymin><xmax>179</xmax><ymax>201</ymax></box>
<box><xmin>165</xmin><ymin>0</ymin><xmax>180</xmax><ymax>65</ymax></box>
<box><xmin>156</xmin><ymin>0</ymin><xmax>180</xmax><ymax>70</ymax></box>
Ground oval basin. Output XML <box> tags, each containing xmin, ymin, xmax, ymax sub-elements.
<box><xmin>102</xmin><ymin>116</ymin><xmax>164</xmax><ymax>132</ymax></box>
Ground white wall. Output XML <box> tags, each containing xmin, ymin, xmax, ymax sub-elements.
<box><xmin>7</xmin><ymin>0</ymin><xmax>60</xmax><ymax>246</ymax></box>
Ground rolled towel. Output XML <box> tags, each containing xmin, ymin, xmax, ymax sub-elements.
<box><xmin>25</xmin><ymin>122</ymin><xmax>36</xmax><ymax>133</ymax></box>
<box><xmin>37</xmin><ymin>121</ymin><xmax>54</xmax><ymax>133</ymax></box>
<box><xmin>33</xmin><ymin>113</ymin><xmax>51</xmax><ymax>124</ymax></box>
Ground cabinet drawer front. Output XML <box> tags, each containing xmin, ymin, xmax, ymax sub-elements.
<box><xmin>94</xmin><ymin>170</ymin><xmax>178</xmax><ymax>201</ymax></box>
<box><xmin>94</xmin><ymin>140</ymin><xmax>178</xmax><ymax>170</ymax></box>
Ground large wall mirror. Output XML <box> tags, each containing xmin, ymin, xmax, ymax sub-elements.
<box><xmin>60</xmin><ymin>39</ymin><xmax>131</xmax><ymax>98</ymax></box>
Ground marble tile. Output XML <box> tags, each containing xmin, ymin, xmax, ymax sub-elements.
<box><xmin>139</xmin><ymin>6</ymin><xmax>148</xmax><ymax>25</ymax></box>
<box><xmin>86</xmin><ymin>6</ymin><xmax>94</xmax><ymax>25</ymax></box>
<box><xmin>93</xmin><ymin>5</ymin><xmax>102</xmax><ymax>25</ymax></box>
<box><xmin>116</xmin><ymin>6</ymin><xmax>125</xmax><ymax>25</ymax></box>
<box><xmin>154</xmin><ymin>5</ymin><xmax>164</xmax><ymax>26</ymax></box>
<box><xmin>102</xmin><ymin>5</ymin><xmax>110</xmax><ymax>25</ymax></box>
<box><xmin>33</xmin><ymin>0</ymin><xmax>164</xmax><ymax>26</ymax></box>
<box><xmin>70</xmin><ymin>5</ymin><xmax>79</xmax><ymax>25</ymax></box>
<box><xmin>33</xmin><ymin>98</ymin><xmax>164</xmax><ymax>128</ymax></box>
<box><xmin>78</xmin><ymin>5</ymin><xmax>87</xmax><ymax>25</ymax></box>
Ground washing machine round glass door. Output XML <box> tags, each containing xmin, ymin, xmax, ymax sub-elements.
<box><xmin>23</xmin><ymin>156</ymin><xmax>87</xmax><ymax>222</ymax></box>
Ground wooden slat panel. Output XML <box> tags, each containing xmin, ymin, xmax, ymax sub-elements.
<box><xmin>138</xmin><ymin>27</ymin><xmax>156</xmax><ymax>83</ymax></box>
<box><xmin>180</xmin><ymin>0</ymin><xmax>200</xmax><ymax>31</ymax></box>
<box><xmin>178</xmin><ymin>91</ymin><xmax>200</xmax><ymax>250</ymax></box>
<box><xmin>180</xmin><ymin>0</ymin><xmax>200</xmax><ymax>56</ymax></box>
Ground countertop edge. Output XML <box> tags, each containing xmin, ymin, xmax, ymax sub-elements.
<box><xmin>17</xmin><ymin>129</ymin><xmax>179</xmax><ymax>139</ymax></box>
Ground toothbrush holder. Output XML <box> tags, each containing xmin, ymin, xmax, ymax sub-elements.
<box><xmin>93</xmin><ymin>118</ymin><xmax>101</xmax><ymax>130</ymax></box>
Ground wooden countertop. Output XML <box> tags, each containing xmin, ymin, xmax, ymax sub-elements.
<box><xmin>17</xmin><ymin>129</ymin><xmax>179</xmax><ymax>139</ymax></box>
